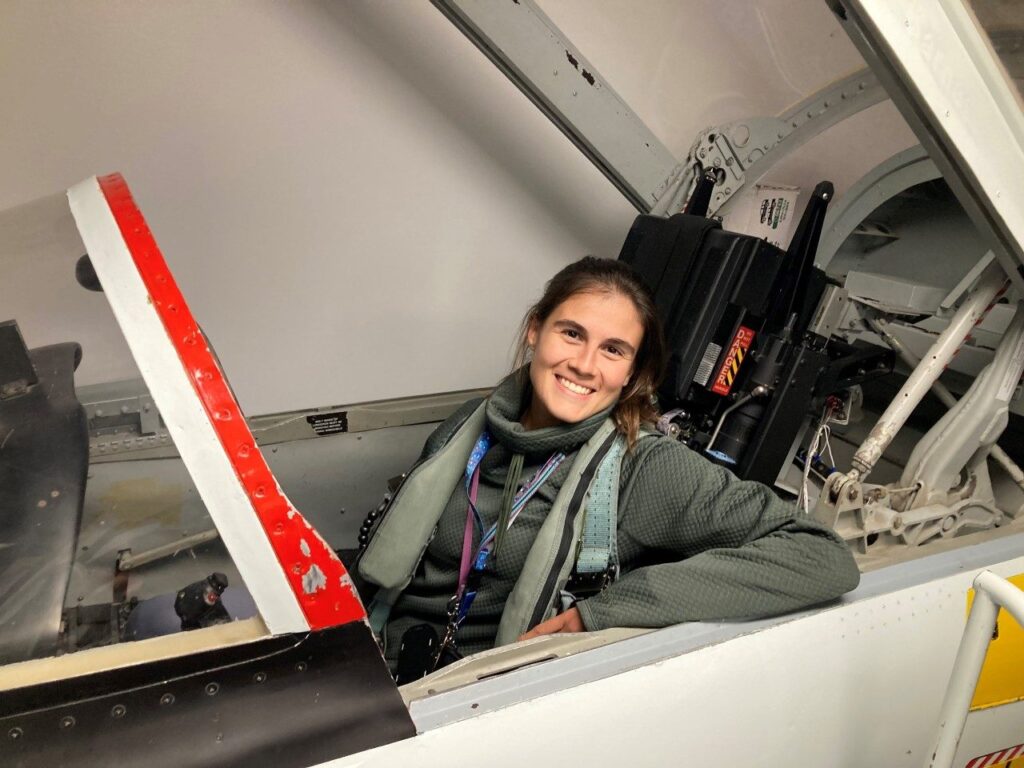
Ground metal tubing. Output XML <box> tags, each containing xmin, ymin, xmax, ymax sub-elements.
<box><xmin>705</xmin><ymin>386</ymin><xmax>768</xmax><ymax>455</ymax></box>
<box><xmin>117</xmin><ymin>528</ymin><xmax>220</xmax><ymax>571</ymax></box>
<box><xmin>847</xmin><ymin>260</ymin><xmax>1007</xmax><ymax>480</ymax></box>
<box><xmin>930</xmin><ymin>571</ymin><xmax>1024</xmax><ymax>768</ymax></box>
<box><xmin>867</xmin><ymin>315</ymin><xmax>1024</xmax><ymax>493</ymax></box>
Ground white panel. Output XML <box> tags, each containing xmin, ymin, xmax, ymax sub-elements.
<box><xmin>317</xmin><ymin>556</ymin><xmax>1024</xmax><ymax>767</ymax></box>
<box><xmin>0</xmin><ymin>2</ymin><xmax>633</xmax><ymax>415</ymax></box>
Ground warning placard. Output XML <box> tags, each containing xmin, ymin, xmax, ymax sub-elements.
<box><xmin>710</xmin><ymin>326</ymin><xmax>755</xmax><ymax>396</ymax></box>
<box><xmin>744</xmin><ymin>183</ymin><xmax>801</xmax><ymax>248</ymax></box>
<box><xmin>306</xmin><ymin>411</ymin><xmax>348</xmax><ymax>436</ymax></box>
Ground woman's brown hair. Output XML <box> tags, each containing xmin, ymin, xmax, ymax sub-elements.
<box><xmin>512</xmin><ymin>256</ymin><xmax>667</xmax><ymax>448</ymax></box>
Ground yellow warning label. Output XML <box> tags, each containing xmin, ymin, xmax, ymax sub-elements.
<box><xmin>710</xmin><ymin>326</ymin><xmax>754</xmax><ymax>396</ymax></box>
<box><xmin>969</xmin><ymin>573</ymin><xmax>1024</xmax><ymax>710</ymax></box>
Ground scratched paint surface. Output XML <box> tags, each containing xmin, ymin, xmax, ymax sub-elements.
<box><xmin>968</xmin><ymin>573</ymin><xmax>1024</xmax><ymax>710</ymax></box>
<box><xmin>95</xmin><ymin>174</ymin><xmax>364</xmax><ymax>629</ymax></box>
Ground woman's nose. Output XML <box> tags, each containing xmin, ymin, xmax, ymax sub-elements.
<box><xmin>569</xmin><ymin>345</ymin><xmax>598</xmax><ymax>376</ymax></box>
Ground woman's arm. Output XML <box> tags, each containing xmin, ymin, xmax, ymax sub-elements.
<box><xmin>575</xmin><ymin>438</ymin><xmax>860</xmax><ymax>631</ymax></box>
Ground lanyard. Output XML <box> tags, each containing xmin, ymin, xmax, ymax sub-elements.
<box><xmin>453</xmin><ymin>433</ymin><xmax>565</xmax><ymax>626</ymax></box>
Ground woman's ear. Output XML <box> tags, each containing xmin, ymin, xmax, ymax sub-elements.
<box><xmin>526</xmin><ymin>317</ymin><xmax>539</xmax><ymax>348</ymax></box>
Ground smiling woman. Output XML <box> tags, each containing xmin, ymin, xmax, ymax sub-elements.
<box><xmin>356</xmin><ymin>256</ymin><xmax>860</xmax><ymax>683</ymax></box>
<box><xmin>523</xmin><ymin>294</ymin><xmax>642</xmax><ymax>429</ymax></box>
<box><xmin>517</xmin><ymin>257</ymin><xmax>658</xmax><ymax>439</ymax></box>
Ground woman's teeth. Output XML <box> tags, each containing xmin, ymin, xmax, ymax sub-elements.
<box><xmin>557</xmin><ymin>375</ymin><xmax>593</xmax><ymax>395</ymax></box>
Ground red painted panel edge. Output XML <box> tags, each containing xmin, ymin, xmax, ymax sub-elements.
<box><xmin>96</xmin><ymin>173</ymin><xmax>365</xmax><ymax>629</ymax></box>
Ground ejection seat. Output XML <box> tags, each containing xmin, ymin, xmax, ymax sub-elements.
<box><xmin>618</xmin><ymin>182</ymin><xmax>893</xmax><ymax>486</ymax></box>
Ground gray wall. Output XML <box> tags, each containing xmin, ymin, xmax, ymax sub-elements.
<box><xmin>0</xmin><ymin>1</ymin><xmax>914</xmax><ymax>415</ymax></box>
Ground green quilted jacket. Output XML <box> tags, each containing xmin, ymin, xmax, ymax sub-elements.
<box><xmin>382</xmin><ymin>373</ymin><xmax>860</xmax><ymax>663</ymax></box>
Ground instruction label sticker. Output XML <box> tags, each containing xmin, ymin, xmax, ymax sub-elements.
<box><xmin>743</xmin><ymin>183</ymin><xmax>800</xmax><ymax>248</ymax></box>
<box><xmin>306</xmin><ymin>411</ymin><xmax>348</xmax><ymax>436</ymax></box>
<box><xmin>711</xmin><ymin>326</ymin><xmax>755</xmax><ymax>396</ymax></box>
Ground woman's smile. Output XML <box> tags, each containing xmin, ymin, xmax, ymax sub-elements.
<box><xmin>555</xmin><ymin>374</ymin><xmax>595</xmax><ymax>396</ymax></box>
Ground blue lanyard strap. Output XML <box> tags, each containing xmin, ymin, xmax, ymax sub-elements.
<box><xmin>464</xmin><ymin>431</ymin><xmax>493</xmax><ymax>532</ymax></box>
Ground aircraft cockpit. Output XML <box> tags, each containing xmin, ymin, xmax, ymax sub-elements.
<box><xmin>3</xmin><ymin>2</ymin><xmax>1024</xmax><ymax>767</ymax></box>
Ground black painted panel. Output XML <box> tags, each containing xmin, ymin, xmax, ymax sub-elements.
<box><xmin>0</xmin><ymin>622</ymin><xmax>414</xmax><ymax>768</ymax></box>
<box><xmin>0</xmin><ymin>340</ymin><xmax>88</xmax><ymax>665</ymax></box>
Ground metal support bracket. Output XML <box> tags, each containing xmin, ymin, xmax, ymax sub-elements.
<box><xmin>656</xmin><ymin>68</ymin><xmax>888</xmax><ymax>216</ymax></box>
<box><xmin>116</xmin><ymin>529</ymin><xmax>221</xmax><ymax>572</ymax></box>
<box><xmin>80</xmin><ymin>380</ymin><xmax>172</xmax><ymax>459</ymax></box>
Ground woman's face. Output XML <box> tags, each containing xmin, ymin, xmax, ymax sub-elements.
<box><xmin>523</xmin><ymin>290</ymin><xmax>644</xmax><ymax>430</ymax></box>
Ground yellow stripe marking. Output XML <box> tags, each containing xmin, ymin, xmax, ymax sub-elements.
<box><xmin>969</xmin><ymin>572</ymin><xmax>1024</xmax><ymax>710</ymax></box>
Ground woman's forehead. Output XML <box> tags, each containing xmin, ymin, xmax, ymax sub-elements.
<box><xmin>546</xmin><ymin>291</ymin><xmax>644</xmax><ymax>338</ymax></box>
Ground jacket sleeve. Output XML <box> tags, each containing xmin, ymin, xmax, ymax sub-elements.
<box><xmin>575</xmin><ymin>438</ymin><xmax>860</xmax><ymax>631</ymax></box>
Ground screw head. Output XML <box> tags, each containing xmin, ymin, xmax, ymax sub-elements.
<box><xmin>60</xmin><ymin>716</ymin><xmax>75</xmax><ymax>730</ymax></box>
<box><xmin>8</xmin><ymin>727</ymin><xmax>23</xmax><ymax>740</ymax></box>
<box><xmin>205</xmin><ymin>682</ymin><xmax>220</xmax><ymax>696</ymax></box>
<box><xmin>160</xmin><ymin>693</ymin><xmax>175</xmax><ymax>706</ymax></box>
<box><xmin>295</xmin><ymin>662</ymin><xmax>308</xmax><ymax>673</ymax></box>
<box><xmin>111</xmin><ymin>704</ymin><xmax>127</xmax><ymax>719</ymax></box>
<box><xmin>846</xmin><ymin>485</ymin><xmax>858</xmax><ymax>500</ymax></box>
<box><xmin>253</xmin><ymin>672</ymin><xmax>267</xmax><ymax>684</ymax></box>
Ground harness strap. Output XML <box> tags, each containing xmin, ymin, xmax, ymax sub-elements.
<box><xmin>367</xmin><ymin>587</ymin><xmax>401</xmax><ymax>635</ymax></box>
<box><xmin>575</xmin><ymin>434</ymin><xmax>625</xmax><ymax>576</ymax></box>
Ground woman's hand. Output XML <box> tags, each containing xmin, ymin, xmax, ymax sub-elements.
<box><xmin>518</xmin><ymin>607</ymin><xmax>584</xmax><ymax>641</ymax></box>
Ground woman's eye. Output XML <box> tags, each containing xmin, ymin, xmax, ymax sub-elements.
<box><xmin>605</xmin><ymin>345</ymin><xmax>622</xmax><ymax>356</ymax></box>
<box><xmin>562</xmin><ymin>329</ymin><xmax>580</xmax><ymax>340</ymax></box>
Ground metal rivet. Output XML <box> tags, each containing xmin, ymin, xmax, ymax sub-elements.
<box><xmin>253</xmin><ymin>672</ymin><xmax>267</xmax><ymax>683</ymax></box>
<box><xmin>60</xmin><ymin>716</ymin><xmax>75</xmax><ymax>730</ymax></box>
<box><xmin>111</xmin><ymin>704</ymin><xmax>127</xmax><ymax>719</ymax></box>
<box><xmin>8</xmin><ymin>727</ymin><xmax>23</xmax><ymax>740</ymax></box>
<box><xmin>160</xmin><ymin>693</ymin><xmax>175</xmax><ymax>706</ymax></box>
<box><xmin>205</xmin><ymin>682</ymin><xmax>220</xmax><ymax>696</ymax></box>
<box><xmin>295</xmin><ymin>662</ymin><xmax>308</xmax><ymax>673</ymax></box>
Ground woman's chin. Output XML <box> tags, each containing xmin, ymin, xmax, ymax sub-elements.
<box><xmin>548</xmin><ymin>399</ymin><xmax>599</xmax><ymax>424</ymax></box>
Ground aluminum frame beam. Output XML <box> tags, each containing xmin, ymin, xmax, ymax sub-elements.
<box><xmin>431</xmin><ymin>0</ymin><xmax>680</xmax><ymax>212</ymax></box>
